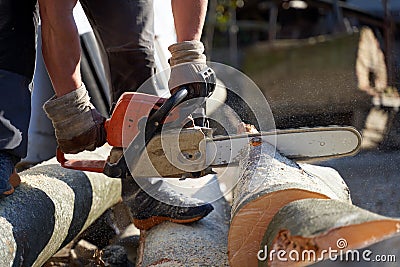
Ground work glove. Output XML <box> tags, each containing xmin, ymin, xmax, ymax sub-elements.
<box><xmin>168</xmin><ymin>40</ymin><xmax>215</xmax><ymax>127</ymax></box>
<box><xmin>43</xmin><ymin>84</ymin><xmax>107</xmax><ymax>154</ymax></box>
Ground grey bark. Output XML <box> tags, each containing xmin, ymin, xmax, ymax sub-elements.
<box><xmin>0</xmin><ymin>146</ymin><xmax>121</xmax><ymax>267</ymax></box>
<box><xmin>137</xmin><ymin>176</ymin><xmax>231</xmax><ymax>267</ymax></box>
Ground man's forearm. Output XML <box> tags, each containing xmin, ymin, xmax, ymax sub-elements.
<box><xmin>39</xmin><ymin>0</ymin><xmax>82</xmax><ymax>97</ymax></box>
<box><xmin>171</xmin><ymin>0</ymin><xmax>208</xmax><ymax>42</ymax></box>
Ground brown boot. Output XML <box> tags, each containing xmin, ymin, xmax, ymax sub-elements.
<box><xmin>9</xmin><ymin>169</ymin><xmax>21</xmax><ymax>188</ymax></box>
<box><xmin>1</xmin><ymin>170</ymin><xmax>20</xmax><ymax>197</ymax></box>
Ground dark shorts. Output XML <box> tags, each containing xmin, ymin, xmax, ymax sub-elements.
<box><xmin>0</xmin><ymin>0</ymin><xmax>38</xmax><ymax>79</ymax></box>
<box><xmin>0</xmin><ymin>70</ymin><xmax>32</xmax><ymax>159</ymax></box>
<box><xmin>0</xmin><ymin>0</ymin><xmax>38</xmax><ymax>159</ymax></box>
<box><xmin>0</xmin><ymin>0</ymin><xmax>156</xmax><ymax>158</ymax></box>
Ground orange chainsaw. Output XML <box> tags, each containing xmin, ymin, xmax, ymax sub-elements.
<box><xmin>57</xmin><ymin>67</ymin><xmax>218</xmax><ymax>178</ymax></box>
<box><xmin>56</xmin><ymin>67</ymin><xmax>362</xmax><ymax>179</ymax></box>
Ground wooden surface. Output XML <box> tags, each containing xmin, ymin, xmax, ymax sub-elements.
<box><xmin>228</xmin><ymin>142</ymin><xmax>351</xmax><ymax>267</ymax></box>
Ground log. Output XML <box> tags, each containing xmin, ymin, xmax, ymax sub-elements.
<box><xmin>0</xmin><ymin>146</ymin><xmax>122</xmax><ymax>267</ymax></box>
<box><xmin>137</xmin><ymin>175</ymin><xmax>231</xmax><ymax>266</ymax></box>
<box><xmin>261</xmin><ymin>198</ymin><xmax>400</xmax><ymax>266</ymax></box>
<box><xmin>228</xmin><ymin>142</ymin><xmax>352</xmax><ymax>267</ymax></box>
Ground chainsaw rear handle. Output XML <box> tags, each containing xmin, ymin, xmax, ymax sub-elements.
<box><xmin>57</xmin><ymin>86</ymin><xmax>189</xmax><ymax>177</ymax></box>
<box><xmin>57</xmin><ymin>148</ymin><xmax>106</xmax><ymax>173</ymax></box>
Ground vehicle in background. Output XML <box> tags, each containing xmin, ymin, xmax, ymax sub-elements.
<box><xmin>206</xmin><ymin>0</ymin><xmax>399</xmax><ymax>129</ymax></box>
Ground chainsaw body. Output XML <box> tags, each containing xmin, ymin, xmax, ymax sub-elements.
<box><xmin>58</xmin><ymin>66</ymin><xmax>217</xmax><ymax>178</ymax></box>
<box><xmin>57</xmin><ymin>88</ymin><xmax>193</xmax><ymax>177</ymax></box>
<box><xmin>105</xmin><ymin>92</ymin><xmax>180</xmax><ymax>148</ymax></box>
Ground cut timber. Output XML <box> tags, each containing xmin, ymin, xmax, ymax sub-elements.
<box><xmin>0</xmin><ymin>146</ymin><xmax>121</xmax><ymax>267</ymax></box>
<box><xmin>228</xmin><ymin>142</ymin><xmax>351</xmax><ymax>267</ymax></box>
<box><xmin>137</xmin><ymin>176</ymin><xmax>230</xmax><ymax>266</ymax></box>
<box><xmin>261</xmin><ymin>199</ymin><xmax>400</xmax><ymax>266</ymax></box>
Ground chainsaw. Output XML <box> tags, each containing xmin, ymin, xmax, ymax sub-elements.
<box><xmin>56</xmin><ymin>67</ymin><xmax>362</xmax><ymax>179</ymax></box>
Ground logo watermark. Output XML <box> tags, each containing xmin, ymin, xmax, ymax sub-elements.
<box><xmin>257</xmin><ymin>238</ymin><xmax>397</xmax><ymax>264</ymax></box>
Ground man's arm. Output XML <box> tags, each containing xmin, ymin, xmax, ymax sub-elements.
<box><xmin>39</xmin><ymin>0</ymin><xmax>106</xmax><ymax>154</ymax></box>
<box><xmin>168</xmin><ymin>0</ymin><xmax>214</xmax><ymax>128</ymax></box>
<box><xmin>39</xmin><ymin>0</ymin><xmax>82</xmax><ymax>97</ymax></box>
<box><xmin>171</xmin><ymin>0</ymin><xmax>208</xmax><ymax>42</ymax></box>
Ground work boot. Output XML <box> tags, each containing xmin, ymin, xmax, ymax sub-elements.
<box><xmin>109</xmin><ymin>148</ymin><xmax>213</xmax><ymax>230</ymax></box>
<box><xmin>0</xmin><ymin>151</ymin><xmax>20</xmax><ymax>197</ymax></box>
<box><xmin>121</xmin><ymin>177</ymin><xmax>214</xmax><ymax>230</ymax></box>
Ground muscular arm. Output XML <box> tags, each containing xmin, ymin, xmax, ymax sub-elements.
<box><xmin>171</xmin><ymin>0</ymin><xmax>208</xmax><ymax>42</ymax></box>
<box><xmin>39</xmin><ymin>0</ymin><xmax>81</xmax><ymax>96</ymax></box>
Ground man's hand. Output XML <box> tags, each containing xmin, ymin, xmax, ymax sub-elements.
<box><xmin>168</xmin><ymin>40</ymin><xmax>215</xmax><ymax>126</ymax></box>
<box><xmin>168</xmin><ymin>40</ymin><xmax>209</xmax><ymax>93</ymax></box>
<box><xmin>168</xmin><ymin>40</ymin><xmax>215</xmax><ymax>100</ymax></box>
<box><xmin>43</xmin><ymin>84</ymin><xmax>107</xmax><ymax>154</ymax></box>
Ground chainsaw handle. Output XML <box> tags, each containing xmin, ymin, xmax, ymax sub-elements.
<box><xmin>56</xmin><ymin>148</ymin><xmax>106</xmax><ymax>173</ymax></box>
<box><xmin>148</xmin><ymin>86</ymin><xmax>188</xmax><ymax>126</ymax></box>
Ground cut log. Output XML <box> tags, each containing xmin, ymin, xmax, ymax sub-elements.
<box><xmin>0</xmin><ymin>146</ymin><xmax>121</xmax><ymax>267</ymax></box>
<box><xmin>261</xmin><ymin>198</ymin><xmax>400</xmax><ymax>266</ymax></box>
<box><xmin>137</xmin><ymin>175</ymin><xmax>231</xmax><ymax>266</ymax></box>
<box><xmin>228</xmin><ymin>142</ymin><xmax>352</xmax><ymax>267</ymax></box>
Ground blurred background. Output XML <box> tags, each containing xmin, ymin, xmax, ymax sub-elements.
<box><xmin>203</xmin><ymin>0</ymin><xmax>400</xmax><ymax>151</ymax></box>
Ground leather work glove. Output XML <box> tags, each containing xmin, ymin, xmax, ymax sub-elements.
<box><xmin>168</xmin><ymin>40</ymin><xmax>215</xmax><ymax>127</ymax></box>
<box><xmin>43</xmin><ymin>84</ymin><xmax>107</xmax><ymax>154</ymax></box>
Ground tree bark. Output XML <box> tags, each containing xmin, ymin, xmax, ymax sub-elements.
<box><xmin>137</xmin><ymin>176</ymin><xmax>231</xmax><ymax>267</ymax></box>
<box><xmin>0</xmin><ymin>146</ymin><xmax>121</xmax><ymax>267</ymax></box>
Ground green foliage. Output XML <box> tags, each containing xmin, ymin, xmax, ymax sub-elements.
<box><xmin>215</xmin><ymin>0</ymin><xmax>244</xmax><ymax>31</ymax></box>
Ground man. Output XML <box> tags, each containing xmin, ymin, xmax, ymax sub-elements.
<box><xmin>0</xmin><ymin>1</ymin><xmax>38</xmax><ymax>196</ymax></box>
<box><xmin>39</xmin><ymin>0</ymin><xmax>214</xmax><ymax>230</ymax></box>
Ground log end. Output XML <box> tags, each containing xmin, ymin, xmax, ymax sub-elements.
<box><xmin>260</xmin><ymin>199</ymin><xmax>400</xmax><ymax>266</ymax></box>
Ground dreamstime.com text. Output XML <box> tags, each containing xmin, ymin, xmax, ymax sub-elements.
<box><xmin>257</xmin><ymin>238</ymin><xmax>397</xmax><ymax>263</ymax></box>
